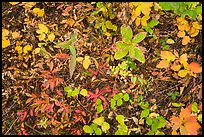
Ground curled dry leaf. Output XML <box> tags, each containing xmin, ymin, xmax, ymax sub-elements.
<box><xmin>188</xmin><ymin>62</ymin><xmax>202</xmax><ymax>73</ymax></box>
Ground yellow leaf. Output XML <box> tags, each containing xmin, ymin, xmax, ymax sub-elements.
<box><xmin>188</xmin><ymin>62</ymin><xmax>202</xmax><ymax>73</ymax></box>
<box><xmin>9</xmin><ymin>2</ymin><xmax>19</xmax><ymax>5</ymax></box>
<box><xmin>156</xmin><ymin>59</ymin><xmax>169</xmax><ymax>68</ymax></box>
<box><xmin>33</xmin><ymin>8</ymin><xmax>40</xmax><ymax>14</ymax></box>
<box><xmin>178</xmin><ymin>70</ymin><xmax>188</xmax><ymax>77</ymax></box>
<box><xmin>105</xmin><ymin>32</ymin><xmax>111</xmax><ymax>37</ymax></box>
<box><xmin>178</xmin><ymin>24</ymin><xmax>185</xmax><ymax>31</ymax></box>
<box><xmin>23</xmin><ymin>45</ymin><xmax>32</xmax><ymax>54</ymax></box>
<box><xmin>37</xmin><ymin>24</ymin><xmax>49</xmax><ymax>34</ymax></box>
<box><xmin>15</xmin><ymin>46</ymin><xmax>23</xmax><ymax>54</ymax></box>
<box><xmin>192</xmin><ymin>22</ymin><xmax>201</xmax><ymax>30</ymax></box>
<box><xmin>67</xmin><ymin>18</ymin><xmax>75</xmax><ymax>27</ymax></box>
<box><xmin>38</xmin><ymin>9</ymin><xmax>44</xmax><ymax>17</ymax></box>
<box><xmin>141</xmin><ymin>15</ymin><xmax>150</xmax><ymax>26</ymax></box>
<box><xmin>184</xmin><ymin>23</ymin><xmax>190</xmax><ymax>31</ymax></box>
<box><xmin>179</xmin><ymin>53</ymin><xmax>188</xmax><ymax>69</ymax></box>
<box><xmin>172</xmin><ymin>130</ymin><xmax>177</xmax><ymax>135</ymax></box>
<box><xmin>166</xmin><ymin>39</ymin><xmax>175</xmax><ymax>44</ymax></box>
<box><xmin>182</xmin><ymin>36</ymin><xmax>190</xmax><ymax>45</ymax></box>
<box><xmin>12</xmin><ymin>31</ymin><xmax>21</xmax><ymax>39</ymax></box>
<box><xmin>177</xmin><ymin>31</ymin><xmax>185</xmax><ymax>38</ymax></box>
<box><xmin>171</xmin><ymin>64</ymin><xmax>181</xmax><ymax>71</ymax></box>
<box><xmin>141</xmin><ymin>2</ymin><xmax>153</xmax><ymax>15</ymax></box>
<box><xmin>34</xmin><ymin>48</ymin><xmax>41</xmax><ymax>54</ymax></box>
<box><xmin>38</xmin><ymin>43</ymin><xmax>44</xmax><ymax>47</ymax></box>
<box><xmin>83</xmin><ymin>56</ymin><xmax>91</xmax><ymax>69</ymax></box>
<box><xmin>2</xmin><ymin>39</ymin><xmax>10</xmax><ymax>48</ymax></box>
<box><xmin>160</xmin><ymin>51</ymin><xmax>176</xmax><ymax>62</ymax></box>
<box><xmin>48</xmin><ymin>33</ymin><xmax>55</xmax><ymax>42</ymax></box>
<box><xmin>76</xmin><ymin>57</ymin><xmax>84</xmax><ymax>62</ymax></box>
<box><xmin>189</xmin><ymin>29</ymin><xmax>199</xmax><ymax>37</ymax></box>
<box><xmin>2</xmin><ymin>29</ymin><xmax>9</xmax><ymax>37</ymax></box>
<box><xmin>39</xmin><ymin>33</ymin><xmax>46</xmax><ymax>41</ymax></box>
<box><xmin>135</xmin><ymin>17</ymin><xmax>141</xmax><ymax>27</ymax></box>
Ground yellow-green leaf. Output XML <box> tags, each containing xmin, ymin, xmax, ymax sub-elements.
<box><xmin>34</xmin><ymin>48</ymin><xmax>41</xmax><ymax>54</ymax></box>
<box><xmin>93</xmin><ymin>117</ymin><xmax>104</xmax><ymax>126</ymax></box>
<box><xmin>80</xmin><ymin>89</ymin><xmax>88</xmax><ymax>97</ymax></box>
<box><xmin>178</xmin><ymin>70</ymin><xmax>188</xmax><ymax>77</ymax></box>
<box><xmin>166</xmin><ymin>39</ymin><xmax>175</xmax><ymax>44</ymax></box>
<box><xmin>83</xmin><ymin>56</ymin><xmax>91</xmax><ymax>69</ymax></box>
<box><xmin>101</xmin><ymin>122</ymin><xmax>110</xmax><ymax>133</ymax></box>
<box><xmin>39</xmin><ymin>33</ymin><xmax>46</xmax><ymax>41</ymax></box>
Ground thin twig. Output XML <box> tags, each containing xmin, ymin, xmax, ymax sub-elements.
<box><xmin>4</xmin><ymin>117</ymin><xmax>19</xmax><ymax>135</ymax></box>
<box><xmin>24</xmin><ymin>122</ymin><xmax>46</xmax><ymax>135</ymax></box>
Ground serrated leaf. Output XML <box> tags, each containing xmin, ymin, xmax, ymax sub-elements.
<box><xmin>156</xmin><ymin>59</ymin><xmax>169</xmax><ymax>68</ymax></box>
<box><xmin>69</xmin><ymin>55</ymin><xmax>76</xmax><ymax>78</ymax></box>
<box><xmin>93</xmin><ymin>117</ymin><xmax>104</xmax><ymax>126</ymax></box>
<box><xmin>114</xmin><ymin>48</ymin><xmax>129</xmax><ymax>60</ymax></box>
<box><xmin>116</xmin><ymin>115</ymin><xmax>125</xmax><ymax>125</ymax></box>
<box><xmin>140</xmin><ymin>109</ymin><xmax>150</xmax><ymax>118</ymax></box>
<box><xmin>188</xmin><ymin>62</ymin><xmax>202</xmax><ymax>73</ymax></box>
<box><xmin>101</xmin><ymin>122</ymin><xmax>110</xmax><ymax>133</ymax></box>
<box><xmin>83</xmin><ymin>125</ymin><xmax>93</xmax><ymax>134</ymax></box>
<box><xmin>134</xmin><ymin>47</ymin><xmax>145</xmax><ymax>63</ymax></box>
<box><xmin>80</xmin><ymin>89</ymin><xmax>88</xmax><ymax>96</ymax></box>
<box><xmin>178</xmin><ymin>70</ymin><xmax>188</xmax><ymax>78</ymax></box>
<box><xmin>83</xmin><ymin>56</ymin><xmax>91</xmax><ymax>69</ymax></box>
<box><xmin>132</xmin><ymin>32</ymin><xmax>147</xmax><ymax>44</ymax></box>
<box><xmin>122</xmin><ymin>93</ymin><xmax>129</xmax><ymax>101</ymax></box>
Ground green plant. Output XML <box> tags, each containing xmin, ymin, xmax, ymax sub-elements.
<box><xmin>96</xmin><ymin>98</ymin><xmax>103</xmax><ymax>113</ymax></box>
<box><xmin>114</xmin><ymin>25</ymin><xmax>147</xmax><ymax>63</ymax></box>
<box><xmin>115</xmin><ymin>115</ymin><xmax>130</xmax><ymax>135</ymax></box>
<box><xmin>83</xmin><ymin>117</ymin><xmax>110</xmax><ymax>135</ymax></box>
<box><xmin>167</xmin><ymin>91</ymin><xmax>179</xmax><ymax>100</ymax></box>
<box><xmin>159</xmin><ymin>2</ymin><xmax>201</xmax><ymax>20</ymax></box>
<box><xmin>143</xmin><ymin>19</ymin><xmax>159</xmax><ymax>38</ymax></box>
<box><xmin>110</xmin><ymin>92</ymin><xmax>129</xmax><ymax>109</ymax></box>
<box><xmin>64</xmin><ymin>86</ymin><xmax>88</xmax><ymax>97</ymax></box>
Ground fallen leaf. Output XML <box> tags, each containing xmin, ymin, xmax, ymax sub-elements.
<box><xmin>54</xmin><ymin>53</ymin><xmax>69</xmax><ymax>60</ymax></box>
<box><xmin>156</xmin><ymin>59</ymin><xmax>169</xmax><ymax>68</ymax></box>
<box><xmin>23</xmin><ymin>45</ymin><xmax>32</xmax><ymax>54</ymax></box>
<box><xmin>188</xmin><ymin>62</ymin><xmax>202</xmax><ymax>73</ymax></box>
<box><xmin>160</xmin><ymin>51</ymin><xmax>176</xmax><ymax>62</ymax></box>
<box><xmin>83</xmin><ymin>56</ymin><xmax>91</xmax><ymax>69</ymax></box>
<box><xmin>67</xmin><ymin>18</ymin><xmax>75</xmax><ymax>27</ymax></box>
<box><xmin>182</xmin><ymin>36</ymin><xmax>190</xmax><ymax>45</ymax></box>
<box><xmin>48</xmin><ymin>33</ymin><xmax>55</xmax><ymax>42</ymax></box>
<box><xmin>33</xmin><ymin>8</ymin><xmax>44</xmax><ymax>17</ymax></box>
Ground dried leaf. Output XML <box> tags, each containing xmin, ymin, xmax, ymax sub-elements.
<box><xmin>69</xmin><ymin>55</ymin><xmax>76</xmax><ymax>78</ymax></box>
<box><xmin>54</xmin><ymin>53</ymin><xmax>69</xmax><ymax>60</ymax></box>
<box><xmin>156</xmin><ymin>59</ymin><xmax>169</xmax><ymax>68</ymax></box>
<box><xmin>188</xmin><ymin>62</ymin><xmax>202</xmax><ymax>73</ymax></box>
<box><xmin>12</xmin><ymin>31</ymin><xmax>21</xmax><ymax>39</ymax></box>
<box><xmin>182</xmin><ymin>36</ymin><xmax>190</xmax><ymax>45</ymax></box>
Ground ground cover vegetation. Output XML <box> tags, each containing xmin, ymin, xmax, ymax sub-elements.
<box><xmin>2</xmin><ymin>2</ymin><xmax>202</xmax><ymax>135</ymax></box>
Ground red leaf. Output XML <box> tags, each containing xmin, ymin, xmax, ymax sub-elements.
<box><xmin>63</xmin><ymin>105</ymin><xmax>69</xmax><ymax>113</ymax></box>
<box><xmin>56</xmin><ymin>90</ymin><xmax>63</xmax><ymax>96</ymax></box>
<box><xmin>30</xmin><ymin>109</ymin><xmax>33</xmax><ymax>116</ymax></box>
<box><xmin>54</xmin><ymin>53</ymin><xmax>69</xmax><ymax>60</ymax></box>
<box><xmin>21</xmin><ymin>108</ymin><xmax>27</xmax><ymax>121</ymax></box>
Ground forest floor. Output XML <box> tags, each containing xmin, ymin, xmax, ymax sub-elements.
<box><xmin>2</xmin><ymin>2</ymin><xmax>202</xmax><ymax>135</ymax></box>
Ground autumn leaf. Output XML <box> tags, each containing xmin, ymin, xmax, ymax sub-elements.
<box><xmin>36</xmin><ymin>24</ymin><xmax>49</xmax><ymax>34</ymax></box>
<box><xmin>76</xmin><ymin>57</ymin><xmax>84</xmax><ymax>62</ymax></box>
<box><xmin>23</xmin><ymin>45</ymin><xmax>32</xmax><ymax>54</ymax></box>
<box><xmin>188</xmin><ymin>62</ymin><xmax>202</xmax><ymax>73</ymax></box>
<box><xmin>2</xmin><ymin>38</ymin><xmax>10</xmax><ymax>48</ymax></box>
<box><xmin>177</xmin><ymin>31</ymin><xmax>185</xmax><ymax>38</ymax></box>
<box><xmin>83</xmin><ymin>56</ymin><xmax>91</xmax><ymax>69</ymax></box>
<box><xmin>179</xmin><ymin>53</ymin><xmax>188</xmax><ymax>69</ymax></box>
<box><xmin>182</xmin><ymin>36</ymin><xmax>190</xmax><ymax>45</ymax></box>
<box><xmin>12</xmin><ymin>31</ymin><xmax>21</xmax><ymax>39</ymax></box>
<box><xmin>48</xmin><ymin>33</ymin><xmax>55</xmax><ymax>42</ymax></box>
<box><xmin>135</xmin><ymin>17</ymin><xmax>141</xmax><ymax>27</ymax></box>
<box><xmin>2</xmin><ymin>29</ymin><xmax>9</xmax><ymax>37</ymax></box>
<box><xmin>192</xmin><ymin>22</ymin><xmax>201</xmax><ymax>30</ymax></box>
<box><xmin>178</xmin><ymin>70</ymin><xmax>188</xmax><ymax>77</ymax></box>
<box><xmin>33</xmin><ymin>8</ymin><xmax>44</xmax><ymax>17</ymax></box>
<box><xmin>171</xmin><ymin>64</ymin><xmax>181</xmax><ymax>71</ymax></box>
<box><xmin>9</xmin><ymin>2</ymin><xmax>19</xmax><ymax>5</ymax></box>
<box><xmin>166</xmin><ymin>39</ymin><xmax>175</xmax><ymax>44</ymax></box>
<box><xmin>54</xmin><ymin>53</ymin><xmax>69</xmax><ymax>60</ymax></box>
<box><xmin>15</xmin><ymin>46</ymin><xmax>23</xmax><ymax>54</ymax></box>
<box><xmin>160</xmin><ymin>51</ymin><xmax>176</xmax><ymax>62</ymax></box>
<box><xmin>39</xmin><ymin>33</ymin><xmax>46</xmax><ymax>41</ymax></box>
<box><xmin>156</xmin><ymin>59</ymin><xmax>169</xmax><ymax>68</ymax></box>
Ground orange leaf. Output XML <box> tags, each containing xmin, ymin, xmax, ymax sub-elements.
<box><xmin>182</xmin><ymin>36</ymin><xmax>190</xmax><ymax>45</ymax></box>
<box><xmin>171</xmin><ymin>64</ymin><xmax>181</xmax><ymax>71</ymax></box>
<box><xmin>156</xmin><ymin>59</ymin><xmax>169</xmax><ymax>68</ymax></box>
<box><xmin>180</xmin><ymin>126</ymin><xmax>188</xmax><ymax>135</ymax></box>
<box><xmin>160</xmin><ymin>51</ymin><xmax>176</xmax><ymax>62</ymax></box>
<box><xmin>177</xmin><ymin>31</ymin><xmax>185</xmax><ymax>38</ymax></box>
<box><xmin>185</xmin><ymin>116</ymin><xmax>201</xmax><ymax>135</ymax></box>
<box><xmin>170</xmin><ymin>116</ymin><xmax>181</xmax><ymax>131</ymax></box>
<box><xmin>188</xmin><ymin>62</ymin><xmax>202</xmax><ymax>73</ymax></box>
<box><xmin>179</xmin><ymin>53</ymin><xmax>188</xmax><ymax>69</ymax></box>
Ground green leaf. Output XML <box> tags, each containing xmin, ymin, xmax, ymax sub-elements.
<box><xmin>114</xmin><ymin>48</ymin><xmax>129</xmax><ymax>60</ymax></box>
<box><xmin>55</xmin><ymin>41</ymin><xmax>70</xmax><ymax>49</ymax></box>
<box><xmin>151</xmin><ymin>118</ymin><xmax>159</xmax><ymax>132</ymax></box>
<box><xmin>116</xmin><ymin>115</ymin><xmax>125</xmax><ymax>125</ymax></box>
<box><xmin>95</xmin><ymin>128</ymin><xmax>102</xmax><ymax>135</ymax></box>
<box><xmin>148</xmin><ymin>20</ymin><xmax>159</xmax><ymax>28</ymax></box>
<box><xmin>121</xmin><ymin>25</ymin><xmax>133</xmax><ymax>42</ymax></box>
<box><xmin>105</xmin><ymin>20</ymin><xmax>113</xmax><ymax>29</ymax></box>
<box><xmin>96</xmin><ymin>98</ymin><xmax>102</xmax><ymax>105</ymax></box>
<box><xmin>101</xmin><ymin>122</ymin><xmax>110</xmax><ymax>133</ymax></box>
<box><xmin>172</xmin><ymin>103</ymin><xmax>182</xmax><ymax>107</ymax></box>
<box><xmin>93</xmin><ymin>117</ymin><xmax>104</xmax><ymax>126</ymax></box>
<box><xmin>117</xmin><ymin>99</ymin><xmax>123</xmax><ymax>106</ymax></box>
<box><xmin>70</xmin><ymin>45</ymin><xmax>76</xmax><ymax>58</ymax></box>
<box><xmin>146</xmin><ymin>117</ymin><xmax>152</xmax><ymax>125</ymax></box>
<box><xmin>157</xmin><ymin>116</ymin><xmax>166</xmax><ymax>128</ymax></box>
<box><xmin>83</xmin><ymin>125</ymin><xmax>93</xmax><ymax>134</ymax></box>
<box><xmin>159</xmin><ymin>2</ymin><xmax>173</xmax><ymax>10</ymax></box>
<box><xmin>64</xmin><ymin>86</ymin><xmax>72</xmax><ymax>92</ymax></box>
<box><xmin>113</xmin><ymin>25</ymin><xmax>117</xmax><ymax>31</ymax></box>
<box><xmin>195</xmin><ymin>6</ymin><xmax>202</xmax><ymax>14</ymax></box>
<box><xmin>102</xmin><ymin>23</ymin><xmax>107</xmax><ymax>33</ymax></box>
<box><xmin>97</xmin><ymin>104</ymin><xmax>103</xmax><ymax>113</ymax></box>
<box><xmin>128</xmin><ymin>44</ymin><xmax>135</xmax><ymax>58</ymax></box>
<box><xmin>110</xmin><ymin>99</ymin><xmax>116</xmax><ymax>109</ymax></box>
<box><xmin>80</xmin><ymin>89</ymin><xmax>88</xmax><ymax>97</ymax></box>
<box><xmin>198</xmin><ymin>114</ymin><xmax>202</xmax><ymax>122</ymax></box>
<box><xmin>113</xmin><ymin>94</ymin><xmax>120</xmax><ymax>100</ymax></box>
<box><xmin>182</xmin><ymin>10</ymin><xmax>197</xmax><ymax>20</ymax></box>
<box><xmin>116</xmin><ymin>41</ymin><xmax>127</xmax><ymax>49</ymax></box>
<box><xmin>140</xmin><ymin>109</ymin><xmax>150</xmax><ymax>118</ymax></box>
<box><xmin>122</xmin><ymin>93</ymin><xmax>129</xmax><ymax>101</ymax></box>
<box><xmin>71</xmin><ymin>89</ymin><xmax>80</xmax><ymax>96</ymax></box>
<box><xmin>134</xmin><ymin>47</ymin><xmax>145</xmax><ymax>63</ymax></box>
<box><xmin>90</xmin><ymin>123</ymin><xmax>98</xmax><ymax>131</ymax></box>
<box><xmin>132</xmin><ymin>32</ymin><xmax>147</xmax><ymax>44</ymax></box>
<box><xmin>191</xmin><ymin>102</ymin><xmax>198</xmax><ymax>113</ymax></box>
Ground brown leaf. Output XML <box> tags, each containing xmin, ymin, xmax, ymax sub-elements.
<box><xmin>188</xmin><ymin>62</ymin><xmax>202</xmax><ymax>73</ymax></box>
